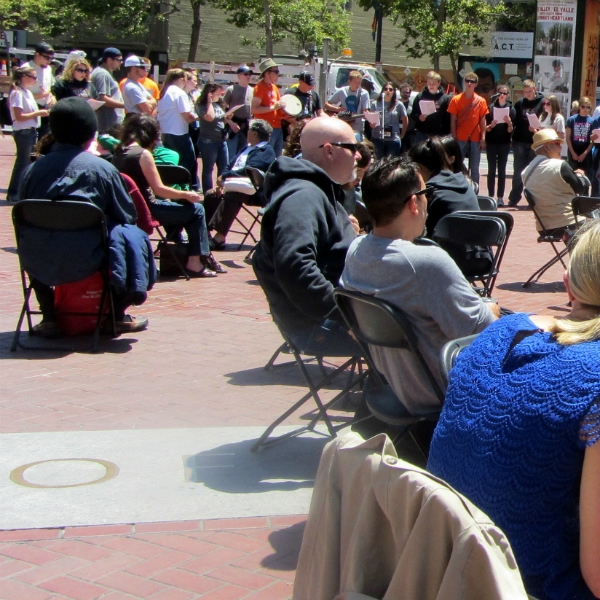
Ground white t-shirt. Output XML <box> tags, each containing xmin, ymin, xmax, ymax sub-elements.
<box><xmin>22</xmin><ymin>61</ymin><xmax>54</xmax><ymax>107</ymax></box>
<box><xmin>539</xmin><ymin>113</ymin><xmax>566</xmax><ymax>136</ymax></box>
<box><xmin>9</xmin><ymin>87</ymin><xmax>39</xmax><ymax>130</ymax></box>
<box><xmin>157</xmin><ymin>85</ymin><xmax>194</xmax><ymax>135</ymax></box>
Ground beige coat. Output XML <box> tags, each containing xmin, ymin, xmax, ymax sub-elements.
<box><xmin>293</xmin><ymin>432</ymin><xmax>530</xmax><ymax>600</ymax></box>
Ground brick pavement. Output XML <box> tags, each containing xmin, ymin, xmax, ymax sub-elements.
<box><xmin>0</xmin><ymin>133</ymin><xmax>573</xmax><ymax>598</ymax></box>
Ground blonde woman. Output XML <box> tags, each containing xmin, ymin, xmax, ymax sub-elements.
<box><xmin>428</xmin><ymin>221</ymin><xmax>600</xmax><ymax>600</ymax></box>
<box><xmin>539</xmin><ymin>94</ymin><xmax>566</xmax><ymax>140</ymax></box>
<box><xmin>157</xmin><ymin>68</ymin><xmax>199</xmax><ymax>189</ymax></box>
<box><xmin>51</xmin><ymin>57</ymin><xmax>97</xmax><ymax>101</ymax></box>
<box><xmin>7</xmin><ymin>66</ymin><xmax>49</xmax><ymax>202</ymax></box>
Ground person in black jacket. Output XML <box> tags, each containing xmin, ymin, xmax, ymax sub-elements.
<box><xmin>203</xmin><ymin>119</ymin><xmax>277</xmax><ymax>249</ymax></box>
<box><xmin>485</xmin><ymin>84</ymin><xmax>515</xmax><ymax>206</ymax></box>
<box><xmin>410</xmin><ymin>71</ymin><xmax>451</xmax><ymax>144</ymax></box>
<box><xmin>252</xmin><ymin>117</ymin><xmax>361</xmax><ymax>356</ymax></box>
<box><xmin>51</xmin><ymin>57</ymin><xmax>98</xmax><ymax>101</ymax></box>
<box><xmin>508</xmin><ymin>80</ymin><xmax>544</xmax><ymax>206</ymax></box>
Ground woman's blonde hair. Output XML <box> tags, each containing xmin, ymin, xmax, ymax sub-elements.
<box><xmin>160</xmin><ymin>68</ymin><xmax>186</xmax><ymax>98</ymax></box>
<box><xmin>550</xmin><ymin>221</ymin><xmax>600</xmax><ymax>344</ymax></box>
<box><xmin>11</xmin><ymin>66</ymin><xmax>36</xmax><ymax>89</ymax></box>
<box><xmin>62</xmin><ymin>58</ymin><xmax>92</xmax><ymax>82</ymax></box>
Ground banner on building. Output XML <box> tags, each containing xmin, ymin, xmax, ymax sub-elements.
<box><xmin>489</xmin><ymin>33</ymin><xmax>534</xmax><ymax>59</ymax></box>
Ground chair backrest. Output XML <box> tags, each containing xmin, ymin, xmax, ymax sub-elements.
<box><xmin>246</xmin><ymin>167</ymin><xmax>265</xmax><ymax>191</ymax></box>
<box><xmin>334</xmin><ymin>288</ymin><xmax>444</xmax><ymax>403</ymax></box>
<box><xmin>439</xmin><ymin>334</ymin><xmax>478</xmax><ymax>391</ymax></box>
<box><xmin>524</xmin><ymin>188</ymin><xmax>553</xmax><ymax>233</ymax></box>
<box><xmin>12</xmin><ymin>200</ymin><xmax>108</xmax><ymax>287</ymax></box>
<box><xmin>120</xmin><ymin>173</ymin><xmax>155</xmax><ymax>235</ymax></box>
<box><xmin>572</xmin><ymin>196</ymin><xmax>600</xmax><ymax>225</ymax></box>
<box><xmin>353</xmin><ymin>199</ymin><xmax>372</xmax><ymax>232</ymax></box>
<box><xmin>156</xmin><ymin>164</ymin><xmax>191</xmax><ymax>187</ymax></box>
<box><xmin>477</xmin><ymin>195</ymin><xmax>497</xmax><ymax>211</ymax></box>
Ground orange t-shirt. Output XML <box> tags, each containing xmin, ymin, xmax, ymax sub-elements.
<box><xmin>448</xmin><ymin>93</ymin><xmax>488</xmax><ymax>142</ymax></box>
<box><xmin>252</xmin><ymin>80</ymin><xmax>283</xmax><ymax>129</ymax></box>
<box><xmin>119</xmin><ymin>76</ymin><xmax>160</xmax><ymax>100</ymax></box>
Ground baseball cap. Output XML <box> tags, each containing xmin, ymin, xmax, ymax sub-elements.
<box><xmin>124</xmin><ymin>55</ymin><xmax>146</xmax><ymax>68</ymax></box>
<box><xmin>101</xmin><ymin>47</ymin><xmax>122</xmax><ymax>62</ymax></box>
<box><xmin>298</xmin><ymin>71</ymin><xmax>315</xmax><ymax>85</ymax></box>
<box><xmin>35</xmin><ymin>42</ymin><xmax>54</xmax><ymax>55</ymax></box>
<box><xmin>237</xmin><ymin>65</ymin><xmax>253</xmax><ymax>75</ymax></box>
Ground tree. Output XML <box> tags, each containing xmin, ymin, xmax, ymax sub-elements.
<box><xmin>357</xmin><ymin>0</ymin><xmax>503</xmax><ymax>83</ymax></box>
<box><xmin>215</xmin><ymin>0</ymin><xmax>351</xmax><ymax>57</ymax></box>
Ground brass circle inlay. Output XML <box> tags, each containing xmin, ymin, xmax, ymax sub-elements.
<box><xmin>10</xmin><ymin>458</ymin><xmax>119</xmax><ymax>489</ymax></box>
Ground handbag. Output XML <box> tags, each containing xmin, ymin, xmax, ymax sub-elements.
<box><xmin>157</xmin><ymin>241</ymin><xmax>188</xmax><ymax>276</ymax></box>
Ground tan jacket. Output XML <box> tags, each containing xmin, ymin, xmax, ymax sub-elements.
<box><xmin>294</xmin><ymin>432</ymin><xmax>529</xmax><ymax>600</ymax></box>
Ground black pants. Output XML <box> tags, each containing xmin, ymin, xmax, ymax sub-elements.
<box><xmin>204</xmin><ymin>190</ymin><xmax>259</xmax><ymax>237</ymax></box>
<box><xmin>486</xmin><ymin>142</ymin><xmax>510</xmax><ymax>198</ymax></box>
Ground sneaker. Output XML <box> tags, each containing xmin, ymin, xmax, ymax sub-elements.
<box><xmin>507</xmin><ymin>200</ymin><xmax>520</xmax><ymax>207</ymax></box>
<box><xmin>110</xmin><ymin>315</ymin><xmax>149</xmax><ymax>334</ymax></box>
<box><xmin>497</xmin><ymin>197</ymin><xmax>505</xmax><ymax>207</ymax></box>
<box><xmin>31</xmin><ymin>320</ymin><xmax>62</xmax><ymax>338</ymax></box>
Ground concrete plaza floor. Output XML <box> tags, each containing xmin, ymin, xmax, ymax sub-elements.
<box><xmin>0</xmin><ymin>132</ymin><xmax>571</xmax><ymax>599</ymax></box>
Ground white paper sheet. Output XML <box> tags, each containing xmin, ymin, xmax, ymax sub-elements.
<box><xmin>87</xmin><ymin>99</ymin><xmax>105</xmax><ymax>111</ymax></box>
<box><xmin>419</xmin><ymin>100</ymin><xmax>436</xmax><ymax>116</ymax></box>
<box><xmin>493</xmin><ymin>107</ymin><xmax>510</xmax><ymax>123</ymax></box>
<box><xmin>527</xmin><ymin>113</ymin><xmax>542</xmax><ymax>129</ymax></box>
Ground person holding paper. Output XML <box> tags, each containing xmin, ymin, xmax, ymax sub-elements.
<box><xmin>566</xmin><ymin>98</ymin><xmax>594</xmax><ymax>180</ymax></box>
<box><xmin>411</xmin><ymin>71</ymin><xmax>451</xmax><ymax>144</ymax></box>
<box><xmin>51</xmin><ymin>58</ymin><xmax>98</xmax><ymax>103</ymax></box>
<box><xmin>196</xmin><ymin>83</ymin><xmax>229</xmax><ymax>194</ymax></box>
<box><xmin>369</xmin><ymin>82</ymin><xmax>407</xmax><ymax>158</ymax></box>
<box><xmin>538</xmin><ymin>95</ymin><xmax>565</xmax><ymax>140</ymax></box>
<box><xmin>507</xmin><ymin>80</ymin><xmax>544</xmax><ymax>206</ymax></box>
<box><xmin>485</xmin><ymin>84</ymin><xmax>514</xmax><ymax>206</ymax></box>
<box><xmin>157</xmin><ymin>68</ymin><xmax>199</xmax><ymax>191</ymax></box>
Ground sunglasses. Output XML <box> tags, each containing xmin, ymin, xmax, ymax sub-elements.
<box><xmin>383</xmin><ymin>87</ymin><xmax>394</xmax><ymax>91</ymax></box>
<box><xmin>499</xmin><ymin>92</ymin><xmax>509</xmax><ymax>96</ymax></box>
<box><xmin>581</xmin><ymin>105</ymin><xmax>591</xmax><ymax>109</ymax></box>
<box><xmin>543</xmin><ymin>101</ymin><xmax>551</xmax><ymax>105</ymax></box>
<box><xmin>24</xmin><ymin>73</ymin><xmax>38</xmax><ymax>79</ymax></box>
<box><xmin>39</xmin><ymin>53</ymin><xmax>54</xmax><ymax>60</ymax></box>
<box><xmin>465</xmin><ymin>79</ymin><xmax>477</xmax><ymax>84</ymax></box>
<box><xmin>75</xmin><ymin>68</ymin><xmax>90</xmax><ymax>74</ymax></box>
<box><xmin>402</xmin><ymin>186</ymin><xmax>434</xmax><ymax>204</ymax></box>
<box><xmin>319</xmin><ymin>141</ymin><xmax>359</xmax><ymax>152</ymax></box>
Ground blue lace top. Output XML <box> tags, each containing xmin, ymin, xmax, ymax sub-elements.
<box><xmin>427</xmin><ymin>313</ymin><xmax>600</xmax><ymax>600</ymax></box>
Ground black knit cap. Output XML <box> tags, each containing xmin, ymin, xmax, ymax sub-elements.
<box><xmin>49</xmin><ymin>97</ymin><xmax>98</xmax><ymax>146</ymax></box>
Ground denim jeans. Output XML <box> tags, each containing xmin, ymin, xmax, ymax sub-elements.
<box><xmin>486</xmin><ymin>142</ymin><xmax>511</xmax><ymax>198</ymax></box>
<box><xmin>149</xmin><ymin>199</ymin><xmax>210</xmax><ymax>257</ymax></box>
<box><xmin>226</xmin><ymin>129</ymin><xmax>248</xmax><ymax>160</ymax></box>
<box><xmin>373</xmin><ymin>138</ymin><xmax>401</xmax><ymax>159</ymax></box>
<box><xmin>269</xmin><ymin>128</ymin><xmax>284</xmax><ymax>157</ymax></box>
<box><xmin>457</xmin><ymin>140</ymin><xmax>481</xmax><ymax>185</ymax></box>
<box><xmin>287</xmin><ymin>318</ymin><xmax>362</xmax><ymax>357</ymax></box>
<box><xmin>509</xmin><ymin>141</ymin><xmax>536</xmax><ymax>205</ymax></box>
<box><xmin>8</xmin><ymin>128</ymin><xmax>37</xmax><ymax>201</ymax></box>
<box><xmin>197</xmin><ymin>137</ymin><xmax>228</xmax><ymax>194</ymax></box>
<box><xmin>163</xmin><ymin>133</ymin><xmax>199</xmax><ymax>191</ymax></box>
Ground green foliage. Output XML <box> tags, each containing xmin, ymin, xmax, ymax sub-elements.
<box><xmin>496</xmin><ymin>2</ymin><xmax>536</xmax><ymax>33</ymax></box>
<box><xmin>216</xmin><ymin>0</ymin><xmax>351</xmax><ymax>52</ymax></box>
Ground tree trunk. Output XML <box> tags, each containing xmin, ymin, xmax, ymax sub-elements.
<box><xmin>263</xmin><ymin>0</ymin><xmax>274</xmax><ymax>57</ymax></box>
<box><xmin>450</xmin><ymin>53</ymin><xmax>459</xmax><ymax>90</ymax></box>
<box><xmin>188</xmin><ymin>0</ymin><xmax>202</xmax><ymax>62</ymax></box>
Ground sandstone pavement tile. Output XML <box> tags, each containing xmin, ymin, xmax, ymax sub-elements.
<box><xmin>144</xmin><ymin>588</ymin><xmax>195</xmax><ymax>600</ymax></box>
<box><xmin>203</xmin><ymin>518</ymin><xmax>269</xmax><ymax>531</ymax></box>
<box><xmin>13</xmin><ymin>555</ymin><xmax>90</xmax><ymax>585</ymax></box>
<box><xmin>32</xmin><ymin>539</ymin><xmax>114</xmax><ymax>562</ymax></box>
<box><xmin>200</xmin><ymin>533</ymin><xmax>268</xmax><ymax>554</ymax></box>
<box><xmin>177</xmin><ymin>547</ymin><xmax>247</xmax><ymax>575</ymax></box>
<box><xmin>94</xmin><ymin>570</ymin><xmax>168</xmax><ymax>597</ymax></box>
<box><xmin>68</xmin><ymin>553</ymin><xmax>142</xmax><ymax>582</ymax></box>
<box><xmin>258</xmin><ymin>566</ymin><xmax>296</xmax><ymax>582</ymax></box>
<box><xmin>93</xmin><ymin>592</ymin><xmax>138</xmax><ymax>600</ymax></box>
<box><xmin>238</xmin><ymin>580</ymin><xmax>293</xmax><ymax>600</ymax></box>
<box><xmin>0</xmin><ymin>529</ymin><xmax>62</xmax><ymax>543</ymax></box>
<box><xmin>38</xmin><ymin>575</ymin><xmax>110</xmax><ymax>600</ymax></box>
<box><xmin>205</xmin><ymin>566</ymin><xmax>276</xmax><ymax>590</ymax></box>
<box><xmin>122</xmin><ymin>550</ymin><xmax>192</xmax><ymax>578</ymax></box>
<box><xmin>0</xmin><ymin>557</ymin><xmax>35</xmax><ymax>577</ymax></box>
<box><xmin>196</xmin><ymin>583</ymin><xmax>249</xmax><ymax>600</ymax></box>
<box><xmin>63</xmin><ymin>525</ymin><xmax>134</xmax><ymax>538</ymax></box>
<box><xmin>0</xmin><ymin>543</ymin><xmax>63</xmax><ymax>564</ymax></box>
<box><xmin>0</xmin><ymin>577</ymin><xmax>55</xmax><ymax>600</ymax></box>
<box><xmin>96</xmin><ymin>536</ymin><xmax>171</xmax><ymax>559</ymax></box>
<box><xmin>151</xmin><ymin>567</ymin><xmax>222</xmax><ymax>594</ymax></box>
<box><xmin>144</xmin><ymin>534</ymin><xmax>218</xmax><ymax>556</ymax></box>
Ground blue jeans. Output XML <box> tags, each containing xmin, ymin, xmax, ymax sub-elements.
<box><xmin>373</xmin><ymin>138</ymin><xmax>401</xmax><ymax>159</ymax></box>
<box><xmin>198</xmin><ymin>138</ymin><xmax>228</xmax><ymax>194</ymax></box>
<box><xmin>457</xmin><ymin>140</ymin><xmax>481</xmax><ymax>185</ymax></box>
<box><xmin>288</xmin><ymin>319</ymin><xmax>362</xmax><ymax>357</ymax></box>
<box><xmin>149</xmin><ymin>200</ymin><xmax>210</xmax><ymax>257</ymax></box>
<box><xmin>226</xmin><ymin>128</ymin><xmax>248</xmax><ymax>160</ymax></box>
<box><xmin>163</xmin><ymin>133</ymin><xmax>199</xmax><ymax>191</ymax></box>
<box><xmin>269</xmin><ymin>128</ymin><xmax>284</xmax><ymax>157</ymax></box>
<box><xmin>486</xmin><ymin>142</ymin><xmax>510</xmax><ymax>198</ymax></box>
<box><xmin>509</xmin><ymin>142</ymin><xmax>536</xmax><ymax>205</ymax></box>
<box><xmin>8</xmin><ymin>128</ymin><xmax>37</xmax><ymax>200</ymax></box>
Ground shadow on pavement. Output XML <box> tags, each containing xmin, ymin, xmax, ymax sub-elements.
<box><xmin>496</xmin><ymin>281</ymin><xmax>565</xmax><ymax>294</ymax></box>
<box><xmin>262</xmin><ymin>521</ymin><xmax>306</xmax><ymax>571</ymax></box>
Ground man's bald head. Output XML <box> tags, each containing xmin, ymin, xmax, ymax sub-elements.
<box><xmin>300</xmin><ymin>117</ymin><xmax>359</xmax><ymax>184</ymax></box>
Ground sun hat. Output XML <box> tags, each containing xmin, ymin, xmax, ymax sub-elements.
<box><xmin>258</xmin><ymin>58</ymin><xmax>279</xmax><ymax>75</ymax></box>
<box><xmin>531</xmin><ymin>129</ymin><xmax>562</xmax><ymax>151</ymax></box>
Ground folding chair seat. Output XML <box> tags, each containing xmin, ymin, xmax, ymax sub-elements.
<box><xmin>439</xmin><ymin>333</ymin><xmax>478</xmax><ymax>392</ymax></box>
<box><xmin>477</xmin><ymin>195</ymin><xmax>497</xmax><ymax>211</ymax></box>
<box><xmin>572</xmin><ymin>195</ymin><xmax>600</xmax><ymax>226</ymax></box>
<box><xmin>251</xmin><ymin>328</ymin><xmax>369</xmax><ymax>453</ymax></box>
<box><xmin>11</xmin><ymin>200</ymin><xmax>116</xmax><ymax>353</ymax></box>
<box><xmin>522</xmin><ymin>189</ymin><xmax>569</xmax><ymax>288</ymax></box>
<box><xmin>334</xmin><ymin>289</ymin><xmax>445</xmax><ymax>460</ymax></box>
<box><xmin>433</xmin><ymin>212</ymin><xmax>509</xmax><ymax>297</ymax></box>
<box><xmin>120</xmin><ymin>172</ymin><xmax>190</xmax><ymax>281</ymax></box>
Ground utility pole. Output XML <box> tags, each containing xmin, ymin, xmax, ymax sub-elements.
<box><xmin>375</xmin><ymin>7</ymin><xmax>383</xmax><ymax>63</ymax></box>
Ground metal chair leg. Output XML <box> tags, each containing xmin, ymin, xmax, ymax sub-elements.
<box><xmin>523</xmin><ymin>247</ymin><xmax>569</xmax><ymax>288</ymax></box>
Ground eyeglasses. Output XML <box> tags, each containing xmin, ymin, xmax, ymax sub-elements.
<box><xmin>267</xmin><ymin>69</ymin><xmax>280</xmax><ymax>74</ymax></box>
<box><xmin>402</xmin><ymin>186</ymin><xmax>434</xmax><ymax>204</ymax></box>
<box><xmin>319</xmin><ymin>141</ymin><xmax>359</xmax><ymax>153</ymax></box>
<box><xmin>39</xmin><ymin>53</ymin><xmax>54</xmax><ymax>60</ymax></box>
<box><xmin>75</xmin><ymin>68</ymin><xmax>90</xmax><ymax>74</ymax></box>
<box><xmin>24</xmin><ymin>73</ymin><xmax>38</xmax><ymax>79</ymax></box>
<box><xmin>464</xmin><ymin>79</ymin><xmax>477</xmax><ymax>85</ymax></box>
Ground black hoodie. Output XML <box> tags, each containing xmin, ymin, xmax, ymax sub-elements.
<box><xmin>511</xmin><ymin>92</ymin><xmax>544</xmax><ymax>144</ymax></box>
<box><xmin>485</xmin><ymin>97</ymin><xmax>515</xmax><ymax>145</ymax></box>
<box><xmin>411</xmin><ymin>87</ymin><xmax>451</xmax><ymax>136</ymax></box>
<box><xmin>252</xmin><ymin>156</ymin><xmax>356</xmax><ymax>335</ymax></box>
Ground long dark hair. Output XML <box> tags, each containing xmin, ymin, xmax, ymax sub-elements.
<box><xmin>197</xmin><ymin>83</ymin><xmax>223</xmax><ymax>107</ymax></box>
<box><xmin>408</xmin><ymin>136</ymin><xmax>452</xmax><ymax>176</ymax></box>
<box><xmin>440</xmin><ymin>136</ymin><xmax>468</xmax><ymax>176</ymax></box>
<box><xmin>376</xmin><ymin>81</ymin><xmax>398</xmax><ymax>111</ymax></box>
<box><xmin>118</xmin><ymin>114</ymin><xmax>161</xmax><ymax>150</ymax></box>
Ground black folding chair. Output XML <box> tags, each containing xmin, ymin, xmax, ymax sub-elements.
<box><xmin>433</xmin><ymin>213</ymin><xmax>508</xmax><ymax>297</ymax></box>
<box><xmin>334</xmin><ymin>289</ymin><xmax>444</xmax><ymax>459</ymax></box>
<box><xmin>439</xmin><ymin>334</ymin><xmax>478</xmax><ymax>392</ymax></box>
<box><xmin>523</xmin><ymin>189</ymin><xmax>569</xmax><ymax>288</ymax></box>
<box><xmin>572</xmin><ymin>196</ymin><xmax>600</xmax><ymax>226</ymax></box>
<box><xmin>477</xmin><ymin>195</ymin><xmax>497</xmax><ymax>211</ymax></box>
<box><xmin>156</xmin><ymin>164</ymin><xmax>192</xmax><ymax>188</ymax></box>
<box><xmin>11</xmin><ymin>200</ymin><xmax>116</xmax><ymax>353</ymax></box>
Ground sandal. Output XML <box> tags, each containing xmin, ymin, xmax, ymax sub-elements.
<box><xmin>203</xmin><ymin>253</ymin><xmax>228</xmax><ymax>273</ymax></box>
<box><xmin>185</xmin><ymin>267</ymin><xmax>217</xmax><ymax>278</ymax></box>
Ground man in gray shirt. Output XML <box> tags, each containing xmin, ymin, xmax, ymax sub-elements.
<box><xmin>340</xmin><ymin>158</ymin><xmax>499</xmax><ymax>415</ymax></box>
<box><xmin>90</xmin><ymin>47</ymin><xmax>125</xmax><ymax>133</ymax></box>
<box><xmin>223</xmin><ymin>64</ymin><xmax>253</xmax><ymax>158</ymax></box>
<box><xmin>122</xmin><ymin>55</ymin><xmax>157</xmax><ymax>116</ymax></box>
<box><xmin>325</xmin><ymin>70</ymin><xmax>371</xmax><ymax>141</ymax></box>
